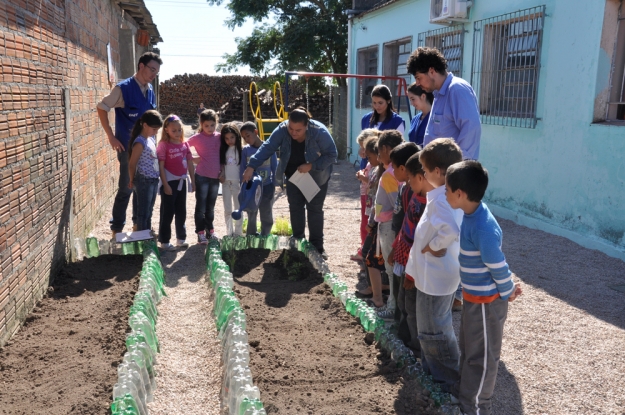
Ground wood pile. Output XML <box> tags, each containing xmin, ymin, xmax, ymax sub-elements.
<box><xmin>159</xmin><ymin>75</ymin><xmax>333</xmax><ymax>128</ymax></box>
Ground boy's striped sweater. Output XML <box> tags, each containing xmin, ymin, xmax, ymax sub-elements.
<box><xmin>459</xmin><ymin>202</ymin><xmax>514</xmax><ymax>303</ymax></box>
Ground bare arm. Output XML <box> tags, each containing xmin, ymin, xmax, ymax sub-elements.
<box><xmin>128</xmin><ymin>144</ymin><xmax>142</xmax><ymax>189</ymax></box>
<box><xmin>97</xmin><ymin>107</ymin><xmax>125</xmax><ymax>152</ymax></box>
<box><xmin>159</xmin><ymin>160</ymin><xmax>172</xmax><ymax>195</ymax></box>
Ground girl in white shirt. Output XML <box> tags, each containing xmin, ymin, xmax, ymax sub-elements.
<box><xmin>219</xmin><ymin>123</ymin><xmax>243</xmax><ymax>236</ymax></box>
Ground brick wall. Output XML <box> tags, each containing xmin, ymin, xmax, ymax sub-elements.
<box><xmin>0</xmin><ymin>0</ymin><xmax>131</xmax><ymax>346</ymax></box>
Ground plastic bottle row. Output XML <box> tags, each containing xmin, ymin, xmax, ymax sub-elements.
<box><xmin>73</xmin><ymin>236</ymin><xmax>155</xmax><ymax>260</ymax></box>
<box><xmin>111</xmin><ymin>247</ymin><xmax>166</xmax><ymax>415</ymax></box>
<box><xmin>322</xmin><ymin>272</ymin><xmax>457</xmax><ymax>409</ymax></box>
<box><xmin>206</xmin><ymin>240</ymin><xmax>268</xmax><ymax>415</ymax></box>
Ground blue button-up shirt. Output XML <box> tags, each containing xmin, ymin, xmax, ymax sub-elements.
<box><xmin>424</xmin><ymin>73</ymin><xmax>481</xmax><ymax>160</ymax></box>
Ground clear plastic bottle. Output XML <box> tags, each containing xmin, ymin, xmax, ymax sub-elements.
<box><xmin>128</xmin><ymin>313</ymin><xmax>159</xmax><ymax>353</ymax></box>
<box><xmin>227</xmin><ymin>369</ymin><xmax>253</xmax><ymax>413</ymax></box>
<box><xmin>123</xmin><ymin>356</ymin><xmax>153</xmax><ymax>401</ymax></box>
<box><xmin>234</xmin><ymin>385</ymin><xmax>262</xmax><ymax>415</ymax></box>
<box><xmin>117</xmin><ymin>364</ymin><xmax>148</xmax><ymax>407</ymax></box>
<box><xmin>221</xmin><ymin>365</ymin><xmax>251</xmax><ymax>411</ymax></box>
<box><xmin>125</xmin><ymin>347</ymin><xmax>157</xmax><ymax>391</ymax></box>
<box><xmin>113</xmin><ymin>381</ymin><xmax>147</xmax><ymax>415</ymax></box>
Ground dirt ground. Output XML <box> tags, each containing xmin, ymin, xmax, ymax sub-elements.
<box><xmin>231</xmin><ymin>248</ymin><xmax>440</xmax><ymax>415</ymax></box>
<box><xmin>85</xmin><ymin>123</ymin><xmax>625</xmax><ymax>414</ymax></box>
<box><xmin>0</xmin><ymin>255</ymin><xmax>143</xmax><ymax>415</ymax></box>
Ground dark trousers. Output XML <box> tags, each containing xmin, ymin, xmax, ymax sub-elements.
<box><xmin>285</xmin><ymin>179</ymin><xmax>329</xmax><ymax>253</ymax></box>
<box><xmin>111</xmin><ymin>150</ymin><xmax>137</xmax><ymax>231</ymax></box>
<box><xmin>247</xmin><ymin>183</ymin><xmax>275</xmax><ymax>236</ymax></box>
<box><xmin>457</xmin><ymin>299</ymin><xmax>508</xmax><ymax>415</ymax></box>
<box><xmin>194</xmin><ymin>174</ymin><xmax>220</xmax><ymax>234</ymax></box>
<box><xmin>397</xmin><ymin>274</ymin><xmax>420</xmax><ymax>353</ymax></box>
<box><xmin>159</xmin><ymin>180</ymin><xmax>187</xmax><ymax>243</ymax></box>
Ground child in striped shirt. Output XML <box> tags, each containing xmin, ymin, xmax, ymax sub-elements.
<box><xmin>445</xmin><ymin>160</ymin><xmax>522</xmax><ymax>415</ymax></box>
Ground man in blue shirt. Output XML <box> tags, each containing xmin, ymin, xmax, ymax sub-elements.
<box><xmin>97</xmin><ymin>52</ymin><xmax>162</xmax><ymax>238</ymax></box>
<box><xmin>407</xmin><ymin>47</ymin><xmax>481</xmax><ymax>161</ymax></box>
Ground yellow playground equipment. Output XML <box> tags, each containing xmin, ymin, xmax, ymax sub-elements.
<box><xmin>248</xmin><ymin>81</ymin><xmax>287</xmax><ymax>140</ymax></box>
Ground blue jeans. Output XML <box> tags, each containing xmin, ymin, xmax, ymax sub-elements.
<box><xmin>247</xmin><ymin>183</ymin><xmax>275</xmax><ymax>236</ymax></box>
<box><xmin>133</xmin><ymin>173</ymin><xmax>159</xmax><ymax>232</ymax></box>
<box><xmin>158</xmin><ymin>180</ymin><xmax>187</xmax><ymax>243</ymax></box>
<box><xmin>285</xmin><ymin>179</ymin><xmax>329</xmax><ymax>253</ymax></box>
<box><xmin>111</xmin><ymin>150</ymin><xmax>137</xmax><ymax>231</ymax></box>
<box><xmin>194</xmin><ymin>174</ymin><xmax>220</xmax><ymax>234</ymax></box>
<box><xmin>416</xmin><ymin>288</ymin><xmax>460</xmax><ymax>387</ymax></box>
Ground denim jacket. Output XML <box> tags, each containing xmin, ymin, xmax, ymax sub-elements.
<box><xmin>247</xmin><ymin>119</ymin><xmax>338</xmax><ymax>186</ymax></box>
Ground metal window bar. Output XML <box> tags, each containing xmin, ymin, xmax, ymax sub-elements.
<box><xmin>606</xmin><ymin>2</ymin><xmax>625</xmax><ymax>121</ymax></box>
<box><xmin>385</xmin><ymin>40</ymin><xmax>412</xmax><ymax>108</ymax></box>
<box><xmin>357</xmin><ymin>47</ymin><xmax>379</xmax><ymax>108</ymax></box>
<box><xmin>418</xmin><ymin>25</ymin><xmax>465</xmax><ymax>77</ymax></box>
<box><xmin>470</xmin><ymin>6</ymin><xmax>545</xmax><ymax>128</ymax></box>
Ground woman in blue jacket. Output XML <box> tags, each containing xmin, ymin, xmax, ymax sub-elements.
<box><xmin>406</xmin><ymin>83</ymin><xmax>433</xmax><ymax>146</ymax></box>
<box><xmin>242</xmin><ymin>108</ymin><xmax>338</xmax><ymax>258</ymax></box>
<box><xmin>360</xmin><ymin>84</ymin><xmax>406</xmax><ymax>134</ymax></box>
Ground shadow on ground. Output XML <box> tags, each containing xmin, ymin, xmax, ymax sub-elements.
<box><xmin>160</xmin><ymin>244</ymin><xmax>207</xmax><ymax>288</ymax></box>
<box><xmin>500</xmin><ymin>217</ymin><xmax>625</xmax><ymax>330</ymax></box>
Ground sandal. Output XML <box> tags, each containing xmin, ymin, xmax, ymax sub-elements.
<box><xmin>349</xmin><ymin>254</ymin><xmax>364</xmax><ymax>262</ymax></box>
<box><xmin>365</xmin><ymin>298</ymin><xmax>385</xmax><ymax>309</ymax></box>
<box><xmin>354</xmin><ymin>290</ymin><xmax>373</xmax><ymax>299</ymax></box>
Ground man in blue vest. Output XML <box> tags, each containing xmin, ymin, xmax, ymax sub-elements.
<box><xmin>96</xmin><ymin>51</ymin><xmax>162</xmax><ymax>238</ymax></box>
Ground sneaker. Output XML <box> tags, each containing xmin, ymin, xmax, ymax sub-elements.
<box><xmin>452</xmin><ymin>299</ymin><xmax>463</xmax><ymax>312</ymax></box>
<box><xmin>197</xmin><ymin>231</ymin><xmax>209</xmax><ymax>245</ymax></box>
<box><xmin>208</xmin><ymin>229</ymin><xmax>219</xmax><ymax>240</ymax></box>
<box><xmin>177</xmin><ymin>239</ymin><xmax>189</xmax><ymax>248</ymax></box>
<box><xmin>377</xmin><ymin>306</ymin><xmax>395</xmax><ymax>322</ymax></box>
<box><xmin>160</xmin><ymin>242</ymin><xmax>176</xmax><ymax>251</ymax></box>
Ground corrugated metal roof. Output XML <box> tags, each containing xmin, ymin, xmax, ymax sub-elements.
<box><xmin>116</xmin><ymin>0</ymin><xmax>163</xmax><ymax>44</ymax></box>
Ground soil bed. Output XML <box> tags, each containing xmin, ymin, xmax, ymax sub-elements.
<box><xmin>0</xmin><ymin>255</ymin><xmax>143</xmax><ymax>415</ymax></box>
<box><xmin>231</xmin><ymin>248</ymin><xmax>440</xmax><ymax>415</ymax></box>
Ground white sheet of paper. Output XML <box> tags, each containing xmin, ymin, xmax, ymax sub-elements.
<box><xmin>115</xmin><ymin>229</ymin><xmax>154</xmax><ymax>243</ymax></box>
<box><xmin>288</xmin><ymin>171</ymin><xmax>320</xmax><ymax>202</ymax></box>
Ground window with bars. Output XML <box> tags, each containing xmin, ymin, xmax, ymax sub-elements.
<box><xmin>471</xmin><ymin>6</ymin><xmax>545</xmax><ymax>128</ymax></box>
<box><xmin>418</xmin><ymin>26</ymin><xmax>465</xmax><ymax>76</ymax></box>
<box><xmin>357</xmin><ymin>45</ymin><xmax>379</xmax><ymax>108</ymax></box>
<box><xmin>383</xmin><ymin>37</ymin><xmax>412</xmax><ymax>108</ymax></box>
<box><xmin>606</xmin><ymin>2</ymin><xmax>625</xmax><ymax>121</ymax></box>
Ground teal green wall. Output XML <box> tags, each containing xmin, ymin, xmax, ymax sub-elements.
<box><xmin>350</xmin><ymin>0</ymin><xmax>625</xmax><ymax>259</ymax></box>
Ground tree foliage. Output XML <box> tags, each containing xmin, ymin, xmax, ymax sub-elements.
<box><xmin>209</xmin><ymin>0</ymin><xmax>350</xmax><ymax>85</ymax></box>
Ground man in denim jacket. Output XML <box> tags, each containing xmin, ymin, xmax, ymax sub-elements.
<box><xmin>242</xmin><ymin>109</ymin><xmax>338</xmax><ymax>257</ymax></box>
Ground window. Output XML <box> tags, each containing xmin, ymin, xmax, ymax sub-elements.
<box><xmin>383</xmin><ymin>37</ymin><xmax>412</xmax><ymax>109</ymax></box>
<box><xmin>357</xmin><ymin>45</ymin><xmax>379</xmax><ymax>108</ymax></box>
<box><xmin>418</xmin><ymin>25</ymin><xmax>465</xmax><ymax>76</ymax></box>
<box><xmin>471</xmin><ymin>6</ymin><xmax>546</xmax><ymax>128</ymax></box>
<box><xmin>606</xmin><ymin>1</ymin><xmax>625</xmax><ymax>121</ymax></box>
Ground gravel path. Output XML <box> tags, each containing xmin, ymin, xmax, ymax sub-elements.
<box><xmin>89</xmin><ymin>126</ymin><xmax>625</xmax><ymax>414</ymax></box>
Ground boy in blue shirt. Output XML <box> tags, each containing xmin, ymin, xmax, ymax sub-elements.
<box><xmin>240</xmin><ymin>122</ymin><xmax>278</xmax><ymax>236</ymax></box>
<box><xmin>445</xmin><ymin>160</ymin><xmax>522</xmax><ymax>415</ymax></box>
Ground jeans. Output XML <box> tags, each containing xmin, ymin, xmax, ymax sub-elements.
<box><xmin>378</xmin><ymin>221</ymin><xmax>397</xmax><ymax>310</ymax></box>
<box><xmin>222</xmin><ymin>179</ymin><xmax>243</xmax><ymax>236</ymax></box>
<box><xmin>158</xmin><ymin>180</ymin><xmax>187</xmax><ymax>243</ymax></box>
<box><xmin>194</xmin><ymin>174</ymin><xmax>220</xmax><ymax>234</ymax></box>
<box><xmin>416</xmin><ymin>288</ymin><xmax>460</xmax><ymax>387</ymax></box>
<box><xmin>286</xmin><ymin>178</ymin><xmax>329</xmax><ymax>253</ymax></box>
<box><xmin>247</xmin><ymin>183</ymin><xmax>275</xmax><ymax>236</ymax></box>
<box><xmin>134</xmin><ymin>173</ymin><xmax>159</xmax><ymax>232</ymax></box>
<box><xmin>111</xmin><ymin>150</ymin><xmax>137</xmax><ymax>231</ymax></box>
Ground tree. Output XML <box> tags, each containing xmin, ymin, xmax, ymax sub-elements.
<box><xmin>209</xmin><ymin>0</ymin><xmax>350</xmax><ymax>86</ymax></box>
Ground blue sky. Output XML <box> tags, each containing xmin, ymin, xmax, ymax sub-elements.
<box><xmin>144</xmin><ymin>0</ymin><xmax>256</xmax><ymax>80</ymax></box>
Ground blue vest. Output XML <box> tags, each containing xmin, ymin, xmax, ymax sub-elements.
<box><xmin>114</xmin><ymin>77</ymin><xmax>156</xmax><ymax>148</ymax></box>
<box><xmin>360</xmin><ymin>111</ymin><xmax>405</xmax><ymax>131</ymax></box>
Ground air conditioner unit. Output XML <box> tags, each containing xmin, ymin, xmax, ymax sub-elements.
<box><xmin>430</xmin><ymin>0</ymin><xmax>473</xmax><ymax>25</ymax></box>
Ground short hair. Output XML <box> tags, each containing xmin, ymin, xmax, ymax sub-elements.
<box><xmin>407</xmin><ymin>82</ymin><xmax>434</xmax><ymax>105</ymax></box>
<box><xmin>198</xmin><ymin>109</ymin><xmax>218</xmax><ymax>130</ymax></box>
<box><xmin>137</xmin><ymin>51</ymin><xmax>162</xmax><ymax>71</ymax></box>
<box><xmin>390</xmin><ymin>142</ymin><xmax>420</xmax><ymax>168</ymax></box>
<box><xmin>357</xmin><ymin>128</ymin><xmax>380</xmax><ymax>146</ymax></box>
<box><xmin>240</xmin><ymin>121</ymin><xmax>257</xmax><ymax>134</ymax></box>
<box><xmin>406</xmin><ymin>47</ymin><xmax>447</xmax><ymax>76</ymax></box>
<box><xmin>377</xmin><ymin>130</ymin><xmax>404</xmax><ymax>150</ymax></box>
<box><xmin>289</xmin><ymin>107</ymin><xmax>311</xmax><ymax>125</ymax></box>
<box><xmin>364</xmin><ymin>136</ymin><xmax>379</xmax><ymax>154</ymax></box>
<box><xmin>405</xmin><ymin>152</ymin><xmax>424</xmax><ymax>176</ymax></box>
<box><xmin>446</xmin><ymin>160</ymin><xmax>489</xmax><ymax>202</ymax></box>
<box><xmin>419</xmin><ymin>138</ymin><xmax>463</xmax><ymax>172</ymax></box>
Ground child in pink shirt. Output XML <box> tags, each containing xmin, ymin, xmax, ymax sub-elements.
<box><xmin>157</xmin><ymin>114</ymin><xmax>195</xmax><ymax>251</ymax></box>
<box><xmin>188</xmin><ymin>109</ymin><xmax>222</xmax><ymax>244</ymax></box>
